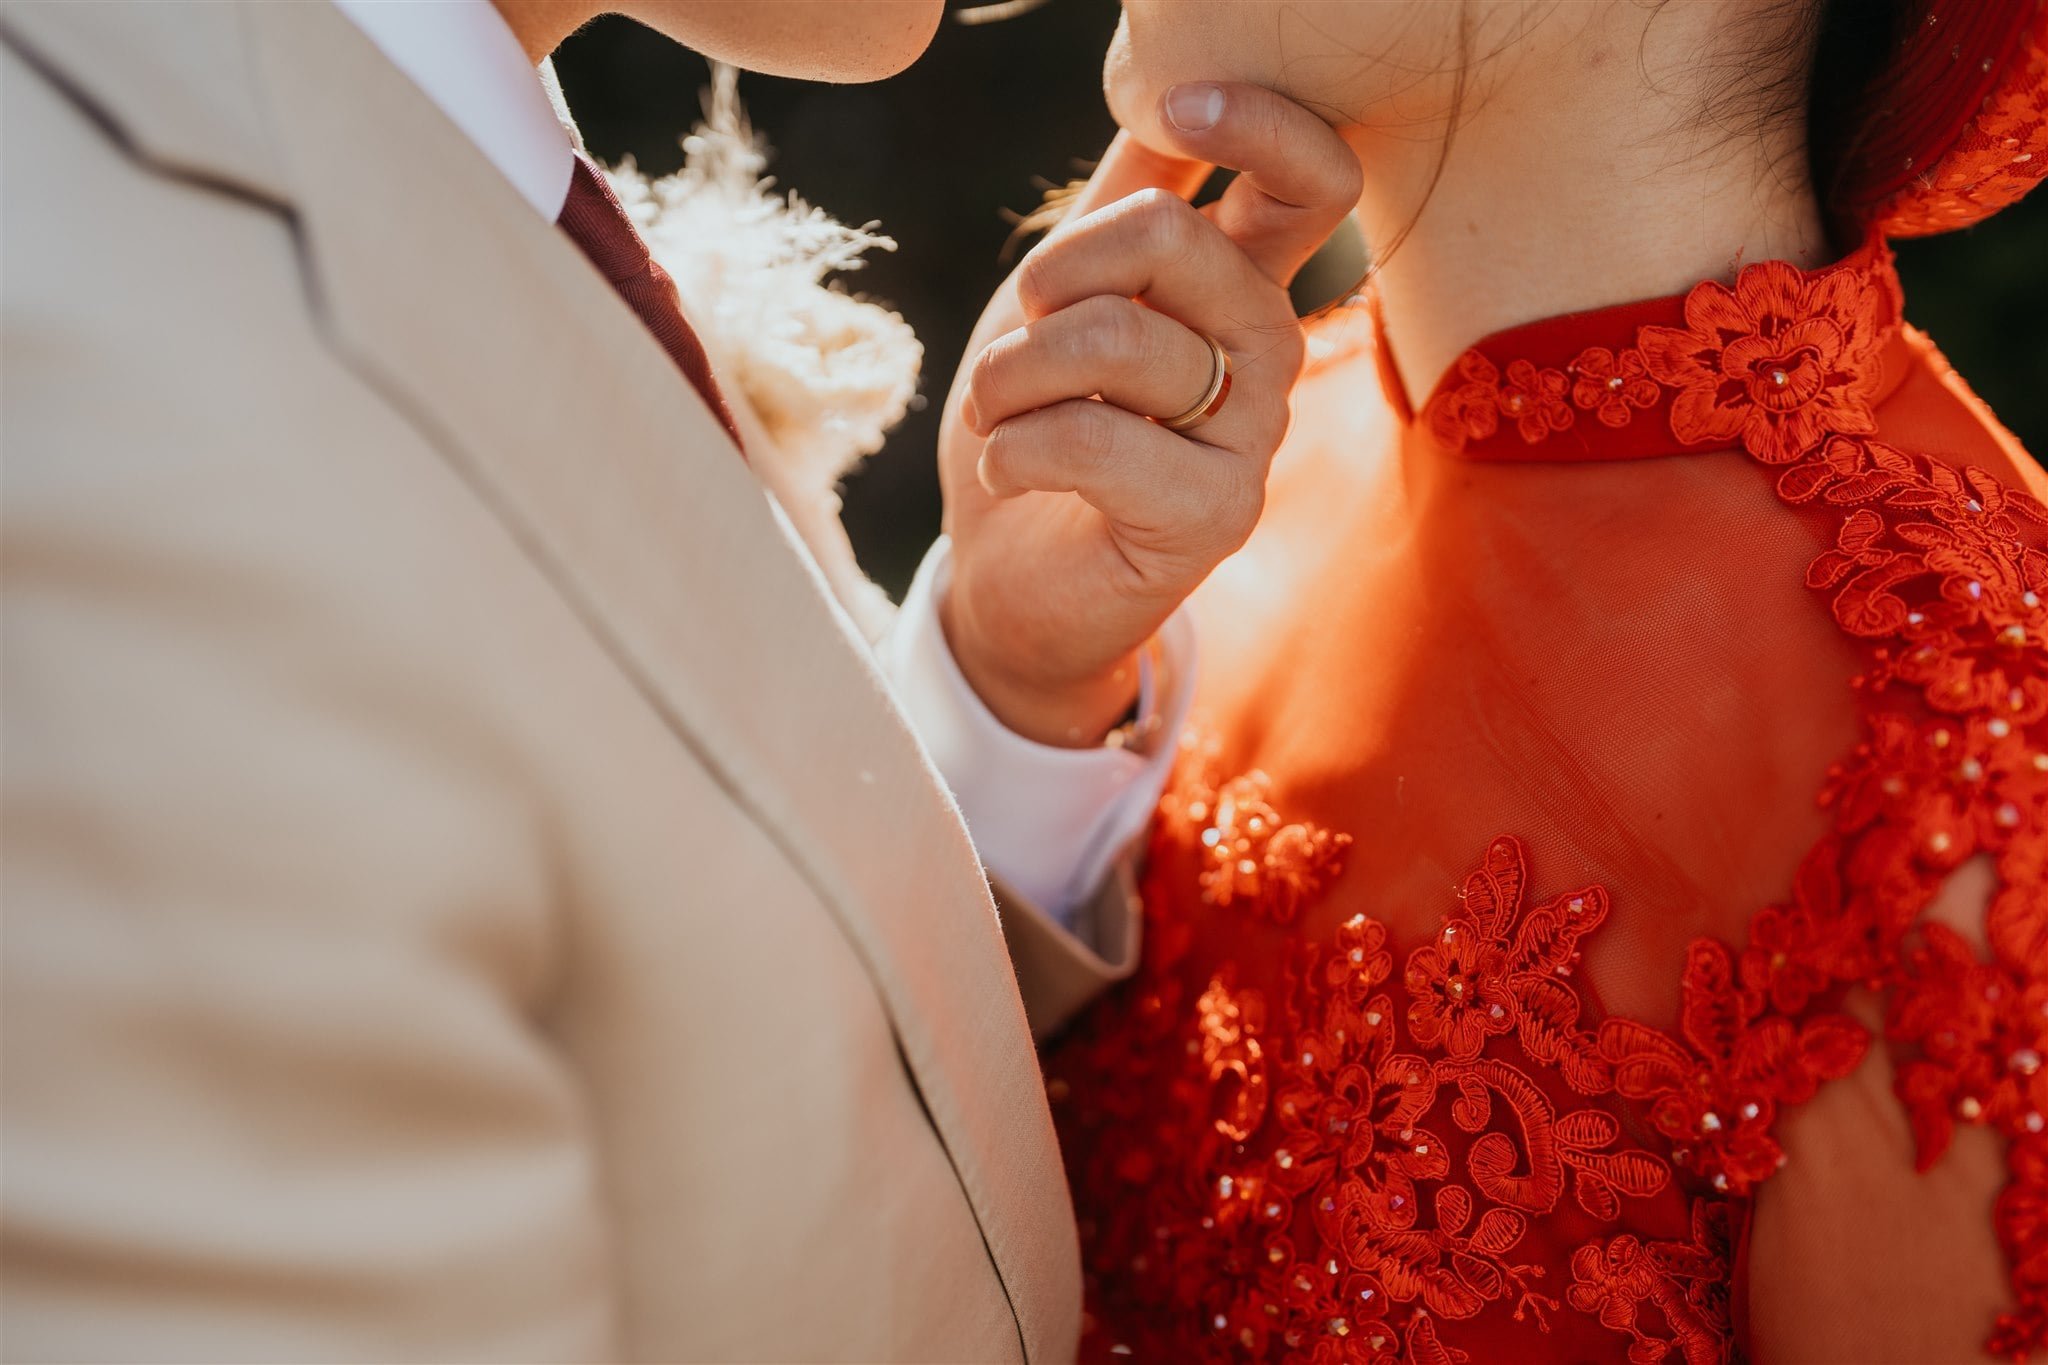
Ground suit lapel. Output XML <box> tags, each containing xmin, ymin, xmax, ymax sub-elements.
<box><xmin>8</xmin><ymin>2</ymin><xmax>1077</xmax><ymax>1355</ymax></box>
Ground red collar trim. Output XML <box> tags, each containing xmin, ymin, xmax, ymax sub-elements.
<box><xmin>1412</xmin><ymin>235</ymin><xmax>1908</xmax><ymax>465</ymax></box>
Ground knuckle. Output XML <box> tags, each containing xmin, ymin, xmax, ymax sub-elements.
<box><xmin>1175</xmin><ymin>454</ymin><xmax>1259</xmax><ymax>556</ymax></box>
<box><xmin>967</xmin><ymin>339</ymin><xmax>1009</xmax><ymax>404</ymax></box>
<box><xmin>1215</xmin><ymin>463</ymin><xmax>1267</xmax><ymax>550</ymax></box>
<box><xmin>1066</xmin><ymin>295</ymin><xmax>1143</xmax><ymax>368</ymax></box>
<box><xmin>979</xmin><ymin>422</ymin><xmax>1019</xmax><ymax>482</ymax></box>
<box><xmin>1241</xmin><ymin>331</ymin><xmax>1306</xmax><ymax>395</ymax></box>
<box><xmin>982</xmin><ymin>416</ymin><xmax>1045</xmax><ymax>486</ymax></box>
<box><xmin>1233</xmin><ymin>371</ymin><xmax>1296</xmax><ymax>452</ymax></box>
<box><xmin>1270</xmin><ymin>325</ymin><xmax>1307</xmax><ymax>375</ymax></box>
<box><xmin>1251</xmin><ymin>393</ymin><xmax>1294</xmax><ymax>456</ymax></box>
<box><xmin>1326</xmin><ymin>150</ymin><xmax>1365</xmax><ymax>207</ymax></box>
<box><xmin>1062</xmin><ymin>399</ymin><xmax>1122</xmax><ymax>463</ymax></box>
<box><xmin>1128</xmin><ymin>188</ymin><xmax>1199</xmax><ymax>261</ymax></box>
<box><xmin>1013</xmin><ymin>248</ymin><xmax>1063</xmax><ymax>319</ymax></box>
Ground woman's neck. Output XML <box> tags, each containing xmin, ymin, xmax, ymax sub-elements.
<box><xmin>1348</xmin><ymin>9</ymin><xmax>1832</xmax><ymax>405</ymax></box>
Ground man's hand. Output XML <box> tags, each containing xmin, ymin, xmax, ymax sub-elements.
<box><xmin>938</xmin><ymin>83</ymin><xmax>1361</xmax><ymax>746</ymax></box>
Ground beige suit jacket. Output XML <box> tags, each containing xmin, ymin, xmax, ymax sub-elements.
<box><xmin>0</xmin><ymin>4</ymin><xmax>1135</xmax><ymax>1360</ymax></box>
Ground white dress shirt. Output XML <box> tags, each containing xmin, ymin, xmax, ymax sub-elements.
<box><xmin>334</xmin><ymin>0</ymin><xmax>1192</xmax><ymax>924</ymax></box>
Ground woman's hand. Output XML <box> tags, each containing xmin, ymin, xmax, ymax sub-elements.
<box><xmin>938</xmin><ymin>83</ymin><xmax>1361</xmax><ymax>746</ymax></box>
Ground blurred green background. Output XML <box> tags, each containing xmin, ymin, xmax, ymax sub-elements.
<box><xmin>555</xmin><ymin>0</ymin><xmax>2048</xmax><ymax>598</ymax></box>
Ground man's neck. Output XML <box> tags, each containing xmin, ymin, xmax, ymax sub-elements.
<box><xmin>1350</xmin><ymin>13</ymin><xmax>1831</xmax><ymax>405</ymax></box>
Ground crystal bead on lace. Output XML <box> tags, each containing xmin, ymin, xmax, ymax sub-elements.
<box><xmin>1051</xmin><ymin>236</ymin><xmax>2048</xmax><ymax>1363</ymax></box>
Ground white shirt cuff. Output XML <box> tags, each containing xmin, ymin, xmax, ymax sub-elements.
<box><xmin>878</xmin><ymin>538</ymin><xmax>1194</xmax><ymax>930</ymax></box>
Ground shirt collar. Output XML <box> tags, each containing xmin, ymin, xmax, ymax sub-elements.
<box><xmin>332</xmin><ymin>0</ymin><xmax>575</xmax><ymax>221</ymax></box>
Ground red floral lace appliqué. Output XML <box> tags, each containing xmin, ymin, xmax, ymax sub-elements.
<box><xmin>1567</xmin><ymin>1200</ymin><xmax>1736</xmax><ymax>1365</ymax></box>
<box><xmin>1050</xmin><ymin>834</ymin><xmax>1752</xmax><ymax>1364</ymax></box>
<box><xmin>1571</xmin><ymin>347</ymin><xmax>1662</xmax><ymax>429</ymax></box>
<box><xmin>1419</xmin><ymin>258</ymin><xmax>2048</xmax><ymax>1354</ymax></box>
<box><xmin>1780</xmin><ymin>431</ymin><xmax>2048</xmax><ymax>1358</ymax></box>
<box><xmin>1176</xmin><ymin>767</ymin><xmax>1352</xmax><ymax>925</ymax></box>
<box><xmin>1061</xmin><ymin>240</ymin><xmax>2048</xmax><ymax>1360</ymax></box>
<box><xmin>1636</xmin><ymin>258</ymin><xmax>1890</xmax><ymax>464</ymax></box>
<box><xmin>1420</xmin><ymin>239</ymin><xmax>1899</xmax><ymax>465</ymax></box>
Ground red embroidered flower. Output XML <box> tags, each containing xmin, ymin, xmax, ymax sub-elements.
<box><xmin>1569</xmin><ymin>346</ymin><xmax>1661</xmax><ymax>428</ymax></box>
<box><xmin>1191</xmin><ymin>770</ymin><xmax>1352</xmax><ymax>923</ymax></box>
<box><xmin>1877</xmin><ymin>509</ymin><xmax>2048</xmax><ymax>724</ymax></box>
<box><xmin>1404</xmin><ymin>919</ymin><xmax>1514</xmax><ymax>1060</ymax></box>
<box><xmin>1272</xmin><ymin>1053</ymin><xmax>1446</xmax><ymax>1197</ymax></box>
<box><xmin>1305</xmin><ymin>1324</ymin><xmax>1403</xmax><ymax>1365</ymax></box>
<box><xmin>1566</xmin><ymin>1201</ymin><xmax>1733</xmax><ymax>1365</ymax></box>
<box><xmin>1829</xmin><ymin>712</ymin><xmax>2045</xmax><ymax>888</ymax></box>
<box><xmin>1566</xmin><ymin>1235</ymin><xmax>1657</xmax><ymax>1332</ymax></box>
<box><xmin>1890</xmin><ymin>924</ymin><xmax>2048</xmax><ymax>1168</ymax></box>
<box><xmin>1599</xmin><ymin>941</ymin><xmax>1867</xmax><ymax>1195</ymax></box>
<box><xmin>1637</xmin><ymin>254</ymin><xmax>1891</xmax><ymax>464</ymax></box>
<box><xmin>1497</xmin><ymin>359</ymin><xmax>1575</xmax><ymax>443</ymax></box>
<box><xmin>1917</xmin><ymin>461</ymin><xmax>2048</xmax><ymax>537</ymax></box>
<box><xmin>1805</xmin><ymin>506</ymin><xmax>1923</xmax><ymax>637</ymax></box>
<box><xmin>1055</xmin><ymin>829</ymin><xmax>1724</xmax><ymax>1361</ymax></box>
<box><xmin>1736</xmin><ymin>863</ymin><xmax>1851</xmax><ymax>1015</ymax></box>
<box><xmin>1425</xmin><ymin>351</ymin><xmax>1503</xmax><ymax>451</ymax></box>
<box><xmin>1324</xmin><ymin>912</ymin><xmax>1395</xmax><ymax>998</ymax></box>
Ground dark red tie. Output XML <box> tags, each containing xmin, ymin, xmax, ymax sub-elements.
<box><xmin>556</xmin><ymin>152</ymin><xmax>744</xmax><ymax>452</ymax></box>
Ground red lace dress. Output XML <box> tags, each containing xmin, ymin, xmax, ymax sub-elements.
<box><xmin>1045</xmin><ymin>236</ymin><xmax>2048</xmax><ymax>1363</ymax></box>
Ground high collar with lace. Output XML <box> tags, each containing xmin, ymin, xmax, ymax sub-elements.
<box><xmin>1386</xmin><ymin>234</ymin><xmax>1914</xmax><ymax>465</ymax></box>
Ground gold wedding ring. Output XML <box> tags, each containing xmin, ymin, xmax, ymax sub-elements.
<box><xmin>1156</xmin><ymin>331</ymin><xmax>1233</xmax><ymax>433</ymax></box>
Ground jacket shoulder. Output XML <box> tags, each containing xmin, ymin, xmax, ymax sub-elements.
<box><xmin>0</xmin><ymin>0</ymin><xmax>288</xmax><ymax>206</ymax></box>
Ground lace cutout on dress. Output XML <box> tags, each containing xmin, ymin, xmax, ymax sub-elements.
<box><xmin>1422</xmin><ymin>242</ymin><xmax>2048</xmax><ymax>1358</ymax></box>
<box><xmin>1057</xmin><ymin>239</ymin><xmax>2048</xmax><ymax>1361</ymax></box>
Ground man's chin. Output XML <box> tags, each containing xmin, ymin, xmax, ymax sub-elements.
<box><xmin>619</xmin><ymin>0</ymin><xmax>943</xmax><ymax>85</ymax></box>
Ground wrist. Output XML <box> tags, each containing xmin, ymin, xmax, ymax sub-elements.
<box><xmin>939</xmin><ymin>586</ymin><xmax>1142</xmax><ymax>749</ymax></box>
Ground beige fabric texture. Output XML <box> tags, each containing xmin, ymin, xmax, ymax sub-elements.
<box><xmin>0</xmin><ymin>3</ymin><xmax>1135</xmax><ymax>1359</ymax></box>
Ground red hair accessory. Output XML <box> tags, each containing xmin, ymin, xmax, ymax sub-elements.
<box><xmin>1828</xmin><ymin>0</ymin><xmax>2048</xmax><ymax>236</ymax></box>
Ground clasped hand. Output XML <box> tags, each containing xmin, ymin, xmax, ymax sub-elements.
<box><xmin>938</xmin><ymin>83</ymin><xmax>1362</xmax><ymax>746</ymax></box>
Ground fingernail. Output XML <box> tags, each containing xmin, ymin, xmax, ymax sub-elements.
<box><xmin>1164</xmin><ymin>83</ymin><xmax>1224</xmax><ymax>133</ymax></box>
<box><xmin>961</xmin><ymin>392</ymin><xmax>982</xmax><ymax>433</ymax></box>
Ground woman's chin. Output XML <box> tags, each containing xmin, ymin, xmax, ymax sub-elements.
<box><xmin>1101</xmin><ymin>22</ymin><xmax>1174</xmax><ymax>155</ymax></box>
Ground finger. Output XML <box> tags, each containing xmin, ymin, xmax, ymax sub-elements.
<box><xmin>1056</xmin><ymin>129</ymin><xmax>1212</xmax><ymax>229</ymax></box>
<box><xmin>949</xmin><ymin>131</ymin><xmax>1211</xmax><ymax>372</ymax></box>
<box><xmin>977</xmin><ymin>399</ymin><xmax>1262</xmax><ymax>558</ymax></box>
<box><xmin>964</xmin><ymin>297</ymin><xmax>1291</xmax><ymax>459</ymax></box>
<box><xmin>964</xmin><ymin>297</ymin><xmax>1218</xmax><ymax>431</ymax></box>
<box><xmin>1150</xmin><ymin>81</ymin><xmax>1362</xmax><ymax>285</ymax></box>
<box><xmin>1012</xmin><ymin>188</ymin><xmax>1294</xmax><ymax>349</ymax></box>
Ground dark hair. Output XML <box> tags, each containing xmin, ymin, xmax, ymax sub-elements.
<box><xmin>1808</xmin><ymin>0</ymin><xmax>1914</xmax><ymax>241</ymax></box>
<box><xmin>1656</xmin><ymin>0</ymin><xmax>1914</xmax><ymax>242</ymax></box>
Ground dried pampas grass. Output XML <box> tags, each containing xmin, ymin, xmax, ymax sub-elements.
<box><xmin>603</xmin><ymin>65</ymin><xmax>923</xmax><ymax>496</ymax></box>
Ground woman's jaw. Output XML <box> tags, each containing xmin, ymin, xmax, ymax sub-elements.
<box><xmin>1106</xmin><ymin>0</ymin><xmax>1832</xmax><ymax>403</ymax></box>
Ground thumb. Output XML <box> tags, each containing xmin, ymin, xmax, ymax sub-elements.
<box><xmin>1152</xmin><ymin>83</ymin><xmax>1363</xmax><ymax>287</ymax></box>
